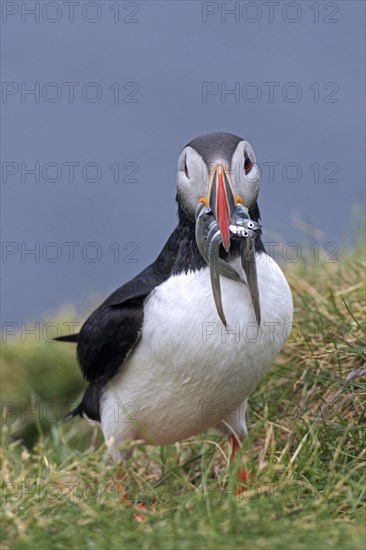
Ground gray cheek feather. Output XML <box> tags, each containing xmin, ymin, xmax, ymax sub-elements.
<box><xmin>176</xmin><ymin>156</ymin><xmax>210</xmax><ymax>217</ymax></box>
<box><xmin>240</xmin><ymin>177</ymin><xmax>260</xmax><ymax>209</ymax></box>
<box><xmin>230</xmin><ymin>141</ymin><xmax>260</xmax><ymax>209</ymax></box>
<box><xmin>176</xmin><ymin>172</ymin><xmax>201</xmax><ymax>217</ymax></box>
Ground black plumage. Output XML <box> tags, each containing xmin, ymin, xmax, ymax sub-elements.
<box><xmin>185</xmin><ymin>132</ymin><xmax>243</xmax><ymax>167</ymax></box>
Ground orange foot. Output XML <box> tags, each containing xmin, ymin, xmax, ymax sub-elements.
<box><xmin>113</xmin><ymin>476</ymin><xmax>148</xmax><ymax>521</ymax></box>
<box><xmin>229</xmin><ymin>435</ymin><xmax>250</xmax><ymax>495</ymax></box>
<box><xmin>135</xmin><ymin>504</ymin><xmax>146</xmax><ymax>522</ymax></box>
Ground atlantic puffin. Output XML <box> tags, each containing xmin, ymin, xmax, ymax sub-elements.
<box><xmin>56</xmin><ymin>132</ymin><xmax>293</xmax><ymax>465</ymax></box>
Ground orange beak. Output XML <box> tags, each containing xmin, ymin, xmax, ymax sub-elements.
<box><xmin>207</xmin><ymin>164</ymin><xmax>236</xmax><ymax>252</ymax></box>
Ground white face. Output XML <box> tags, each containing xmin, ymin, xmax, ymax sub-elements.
<box><xmin>176</xmin><ymin>139</ymin><xmax>260</xmax><ymax>217</ymax></box>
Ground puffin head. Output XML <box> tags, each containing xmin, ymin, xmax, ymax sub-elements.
<box><xmin>177</xmin><ymin>132</ymin><xmax>260</xmax><ymax>252</ymax></box>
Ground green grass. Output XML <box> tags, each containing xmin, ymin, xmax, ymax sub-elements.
<box><xmin>1</xmin><ymin>250</ymin><xmax>365</xmax><ymax>550</ymax></box>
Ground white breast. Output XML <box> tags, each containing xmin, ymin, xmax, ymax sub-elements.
<box><xmin>101</xmin><ymin>253</ymin><xmax>293</xmax><ymax>449</ymax></box>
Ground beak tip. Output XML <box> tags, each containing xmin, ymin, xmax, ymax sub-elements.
<box><xmin>222</xmin><ymin>235</ymin><xmax>231</xmax><ymax>253</ymax></box>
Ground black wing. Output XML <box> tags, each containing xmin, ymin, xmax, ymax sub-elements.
<box><xmin>56</xmin><ymin>227</ymin><xmax>180</xmax><ymax>385</ymax></box>
<box><xmin>76</xmin><ymin>298</ymin><xmax>144</xmax><ymax>384</ymax></box>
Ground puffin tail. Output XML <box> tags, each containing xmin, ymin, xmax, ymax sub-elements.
<box><xmin>64</xmin><ymin>384</ymin><xmax>102</xmax><ymax>423</ymax></box>
<box><xmin>64</xmin><ymin>402</ymin><xmax>84</xmax><ymax>420</ymax></box>
<box><xmin>54</xmin><ymin>334</ymin><xmax>79</xmax><ymax>343</ymax></box>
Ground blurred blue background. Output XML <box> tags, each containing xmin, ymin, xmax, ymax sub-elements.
<box><xmin>1</xmin><ymin>0</ymin><xmax>365</xmax><ymax>324</ymax></box>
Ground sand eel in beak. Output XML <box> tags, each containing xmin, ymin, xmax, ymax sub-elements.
<box><xmin>195</xmin><ymin>201</ymin><xmax>262</xmax><ymax>326</ymax></box>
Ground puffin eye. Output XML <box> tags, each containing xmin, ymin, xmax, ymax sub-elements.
<box><xmin>244</xmin><ymin>153</ymin><xmax>253</xmax><ymax>175</ymax></box>
<box><xmin>184</xmin><ymin>158</ymin><xmax>189</xmax><ymax>178</ymax></box>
